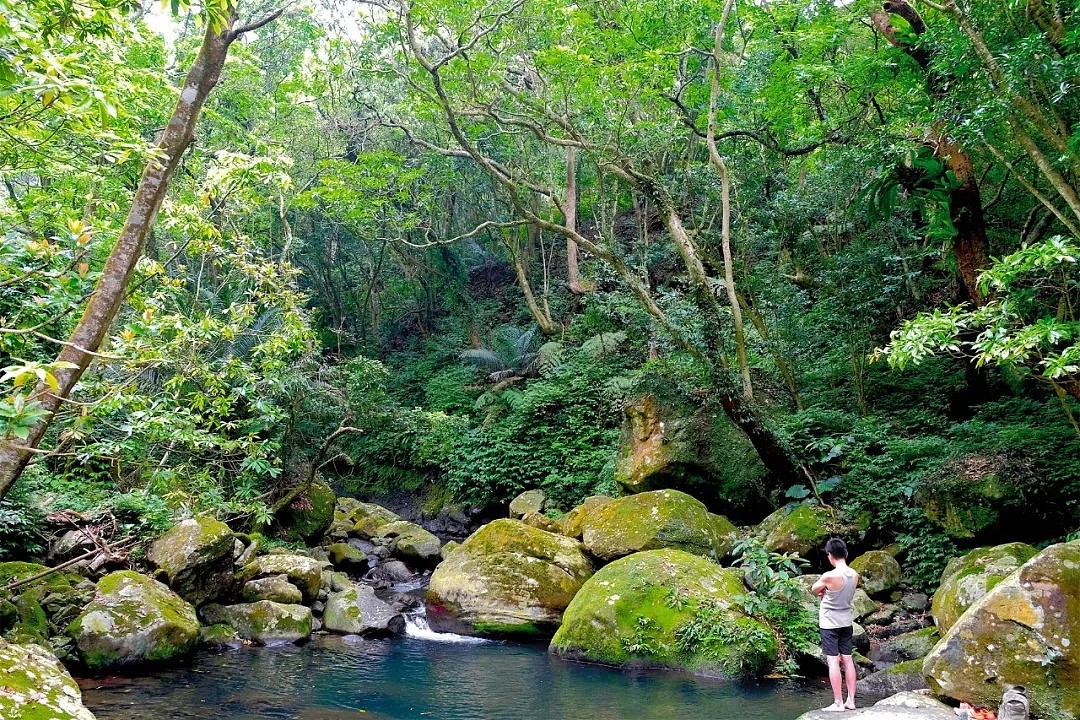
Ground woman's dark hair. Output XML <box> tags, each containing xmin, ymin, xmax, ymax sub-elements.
<box><xmin>825</xmin><ymin>538</ymin><xmax>848</xmax><ymax>560</ymax></box>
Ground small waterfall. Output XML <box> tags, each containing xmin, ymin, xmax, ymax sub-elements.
<box><xmin>403</xmin><ymin>614</ymin><xmax>491</xmax><ymax>645</ymax></box>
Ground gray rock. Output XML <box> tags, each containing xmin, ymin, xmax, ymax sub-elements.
<box><xmin>0</xmin><ymin>639</ymin><xmax>96</xmax><ymax>719</ymax></box>
<box><xmin>508</xmin><ymin>489</ymin><xmax>547</xmax><ymax>518</ymax></box>
<box><xmin>311</xmin><ymin>601</ymin><xmax>325</xmax><ymax>615</ymax></box>
<box><xmin>857</xmin><ymin>661</ymin><xmax>929</xmax><ymax>697</ymax></box>
<box><xmin>797</xmin><ymin>691</ymin><xmax>953</xmax><ymax>720</ymax></box>
<box><xmin>198</xmin><ymin>623</ymin><xmax>242</xmax><ymax>650</ymax></box>
<box><xmin>200</xmin><ymin>601</ymin><xmax>312</xmax><ymax>645</ymax></box>
<box><xmin>322</xmin><ymin>583</ymin><xmax>404</xmax><ymax>636</ymax></box>
<box><xmin>146</xmin><ymin>517</ymin><xmax>236</xmax><ymax>605</ymax></box>
<box><xmin>241</xmin><ymin>575</ymin><xmax>303</xmax><ymax>604</ymax></box>
<box><xmin>68</xmin><ymin>571</ymin><xmax>199</xmax><ymax>669</ymax></box>
<box><xmin>853</xmin><ymin>589</ymin><xmax>878</xmax><ymax>621</ymax></box>
<box><xmin>370</xmin><ymin>560</ymin><xmax>412</xmax><ymax>584</ymax></box>
<box><xmin>376</xmin><ymin>521</ymin><xmax>441</xmax><ymax>564</ymax></box>
<box><xmin>327</xmin><ymin>543</ymin><xmax>369</xmax><ymax>573</ymax></box>
<box><xmin>236</xmin><ymin>554</ymin><xmax>330</xmax><ymax>602</ymax></box>
<box><xmin>864</xmin><ymin>605</ymin><xmax>900</xmax><ymax>626</ymax></box>
<box><xmin>899</xmin><ymin>593</ymin><xmax>928</xmax><ymax>613</ymax></box>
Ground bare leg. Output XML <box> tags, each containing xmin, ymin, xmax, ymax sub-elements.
<box><xmin>842</xmin><ymin>654</ymin><xmax>857</xmax><ymax>709</ymax></box>
<box><xmin>822</xmin><ymin>655</ymin><xmax>845</xmax><ymax>711</ymax></box>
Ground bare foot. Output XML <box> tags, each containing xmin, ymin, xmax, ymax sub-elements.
<box><xmin>844</xmin><ymin>702</ymin><xmax>856</xmax><ymax>711</ymax></box>
<box><xmin>822</xmin><ymin>703</ymin><xmax>847</xmax><ymax>713</ymax></box>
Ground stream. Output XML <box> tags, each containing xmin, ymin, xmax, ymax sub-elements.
<box><xmin>78</xmin><ymin>617</ymin><xmax>824</xmax><ymax>719</ymax></box>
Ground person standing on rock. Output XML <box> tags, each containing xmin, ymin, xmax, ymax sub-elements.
<box><xmin>812</xmin><ymin>538</ymin><xmax>860</xmax><ymax>712</ymax></box>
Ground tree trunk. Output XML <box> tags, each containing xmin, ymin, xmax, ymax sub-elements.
<box><xmin>706</xmin><ymin>0</ymin><xmax>753</xmax><ymax>399</ymax></box>
<box><xmin>0</xmin><ymin>8</ymin><xmax>275</xmax><ymax>501</ymax></box>
<box><xmin>506</xmin><ymin>231</ymin><xmax>557</xmax><ymax>335</ymax></box>
<box><xmin>933</xmin><ymin>129</ymin><xmax>991</xmax><ymax>305</ymax></box>
<box><xmin>565</xmin><ymin>145</ymin><xmax>582</xmax><ymax>294</ymax></box>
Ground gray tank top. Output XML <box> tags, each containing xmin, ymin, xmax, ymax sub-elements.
<box><xmin>819</xmin><ymin>567</ymin><xmax>858</xmax><ymax>629</ymax></box>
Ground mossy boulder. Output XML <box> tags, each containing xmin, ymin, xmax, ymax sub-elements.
<box><xmin>0</xmin><ymin>582</ymin><xmax>49</xmax><ymax>646</ymax></box>
<box><xmin>277</xmin><ymin>478</ymin><xmax>336</xmax><ymax>543</ymax></box>
<box><xmin>198</xmin><ymin>623</ymin><xmax>242</xmax><ymax>650</ymax></box>
<box><xmin>922</xmin><ymin>540</ymin><xmax>1080</xmax><ymax>719</ymax></box>
<box><xmin>426</xmin><ymin>519</ymin><xmax>593</xmax><ymax>637</ymax></box>
<box><xmin>237</xmin><ymin>554</ymin><xmax>329</xmax><ymax>602</ymax></box>
<box><xmin>613</xmin><ymin>394</ymin><xmax>768</xmax><ymax>519</ymax></box>
<box><xmin>323</xmin><ymin>583</ymin><xmax>404</xmax><ymax>636</ymax></box>
<box><xmin>0</xmin><ymin>639</ymin><xmax>97</xmax><ymax>720</ymax></box>
<box><xmin>68</xmin><ymin>571</ymin><xmax>199</xmax><ymax>669</ymax></box>
<box><xmin>326</xmin><ymin>543</ymin><xmax>369</xmax><ymax>574</ymax></box>
<box><xmin>241</xmin><ymin>575</ymin><xmax>303</xmax><ymax>604</ymax></box>
<box><xmin>850</xmin><ymin>551</ymin><xmax>902</xmax><ymax>598</ymax></box>
<box><xmin>857</xmin><ymin>660</ymin><xmax>930</xmax><ymax>697</ymax></box>
<box><xmin>550</xmin><ymin>548</ymin><xmax>777</xmax><ymax>677</ymax></box>
<box><xmin>440</xmin><ymin>541</ymin><xmax>460</xmax><ymax>560</ymax></box>
<box><xmin>509</xmin><ymin>489</ymin><xmax>547</xmax><ymax>518</ymax></box>
<box><xmin>581</xmin><ymin>490</ymin><xmax>733</xmax><ymax>563</ymax></box>
<box><xmin>874</xmin><ymin>627</ymin><xmax>939</xmax><ymax>666</ymax></box>
<box><xmin>200</xmin><ymin>601</ymin><xmax>312</xmax><ymax>646</ymax></box>
<box><xmin>757</xmin><ymin>504</ymin><xmax>833</xmax><ymax>558</ymax></box>
<box><xmin>146</xmin><ymin>516</ymin><xmax>235</xmax><ymax>605</ymax></box>
<box><xmin>376</xmin><ymin>521</ymin><xmax>441</xmax><ymax>565</ymax></box>
<box><xmin>560</xmin><ymin>496</ymin><xmax>614</xmax><ymax>539</ymax></box>
<box><xmin>521</xmin><ymin>511</ymin><xmax>562</xmax><ymax>534</ymax></box>
<box><xmin>346</xmin><ymin>502</ymin><xmax>402</xmax><ymax>539</ymax></box>
<box><xmin>930</xmin><ymin>542</ymin><xmax>1038</xmax><ymax>633</ymax></box>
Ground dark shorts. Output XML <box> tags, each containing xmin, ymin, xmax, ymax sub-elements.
<box><xmin>820</xmin><ymin>626</ymin><xmax>853</xmax><ymax>657</ymax></box>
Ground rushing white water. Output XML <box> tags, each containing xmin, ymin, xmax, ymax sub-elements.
<box><xmin>404</xmin><ymin>615</ymin><xmax>491</xmax><ymax>645</ymax></box>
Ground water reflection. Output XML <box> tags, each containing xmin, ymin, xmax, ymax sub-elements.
<box><xmin>79</xmin><ymin>635</ymin><xmax>821</xmax><ymax>720</ymax></box>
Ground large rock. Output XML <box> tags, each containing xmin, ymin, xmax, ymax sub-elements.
<box><xmin>872</xmin><ymin>627</ymin><xmax>939</xmax><ymax>666</ymax></box>
<box><xmin>347</xmin><ymin>502</ymin><xmax>402</xmax><ymax>539</ymax></box>
<box><xmin>323</xmin><ymin>583</ymin><xmax>404</xmax><ymax>636</ymax></box>
<box><xmin>241</xmin><ymin>575</ymin><xmax>303</xmax><ymax>604</ymax></box>
<box><xmin>757</xmin><ymin>503</ymin><xmax>836</xmax><ymax>558</ymax></box>
<box><xmin>550</xmin><ymin>548</ymin><xmax>777</xmax><ymax>677</ymax></box>
<box><xmin>277</xmin><ymin>477</ymin><xmax>336</xmax><ymax>542</ymax></box>
<box><xmin>560</xmin><ymin>496</ymin><xmax>614</xmax><ymax>539</ymax></box>
<box><xmin>857</xmin><ymin>660</ymin><xmax>929</xmax><ymax>697</ymax></box>
<box><xmin>0</xmin><ymin>563</ymin><xmax>94</xmax><ymax>654</ymax></box>
<box><xmin>375</xmin><ymin>520</ymin><xmax>442</xmax><ymax>565</ymax></box>
<box><xmin>930</xmin><ymin>542</ymin><xmax>1038</xmax><ymax>632</ymax></box>
<box><xmin>797</xmin><ymin>692</ymin><xmax>954</xmax><ymax>720</ymax></box>
<box><xmin>237</xmin><ymin>554</ymin><xmax>330</xmax><ymax>602</ymax></box>
<box><xmin>0</xmin><ymin>639</ymin><xmax>96</xmax><ymax>720</ymax></box>
<box><xmin>201</xmin><ymin>601</ymin><xmax>312</xmax><ymax>645</ymax></box>
<box><xmin>613</xmin><ymin>394</ymin><xmax>767</xmax><ymax>518</ymax></box>
<box><xmin>326</xmin><ymin>543</ymin><xmax>369</xmax><ymax>574</ymax></box>
<box><xmin>850</xmin><ymin>551</ymin><xmax>902</xmax><ymax>598</ymax></box>
<box><xmin>146</xmin><ymin>516</ymin><xmax>235</xmax><ymax>605</ymax></box>
<box><xmin>426</xmin><ymin>519</ymin><xmax>593</xmax><ymax>637</ymax></box>
<box><xmin>508</xmin><ymin>489</ymin><xmax>547</xmax><ymax>518</ymax></box>
<box><xmin>923</xmin><ymin>540</ymin><xmax>1080</xmax><ymax>719</ymax></box>
<box><xmin>581</xmin><ymin>489</ymin><xmax>733</xmax><ymax>563</ymax></box>
<box><xmin>68</xmin><ymin>570</ymin><xmax>199</xmax><ymax>669</ymax></box>
<box><xmin>521</xmin><ymin>511</ymin><xmax>562</xmax><ymax>534</ymax></box>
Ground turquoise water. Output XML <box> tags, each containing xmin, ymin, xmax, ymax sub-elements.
<box><xmin>79</xmin><ymin>633</ymin><xmax>824</xmax><ymax>719</ymax></box>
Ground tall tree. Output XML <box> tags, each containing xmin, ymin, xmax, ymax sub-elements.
<box><xmin>0</xmin><ymin>2</ymin><xmax>285</xmax><ymax>500</ymax></box>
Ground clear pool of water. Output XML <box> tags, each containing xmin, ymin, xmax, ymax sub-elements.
<box><xmin>78</xmin><ymin>632</ymin><xmax>826</xmax><ymax>720</ymax></box>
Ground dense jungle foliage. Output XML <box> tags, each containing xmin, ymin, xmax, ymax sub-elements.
<box><xmin>1</xmin><ymin>0</ymin><xmax>1079</xmax><ymax>589</ymax></box>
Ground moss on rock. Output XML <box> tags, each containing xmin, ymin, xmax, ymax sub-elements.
<box><xmin>560</xmin><ymin>496</ymin><xmax>614</xmax><ymax>540</ymax></box>
<box><xmin>323</xmin><ymin>583</ymin><xmax>403</xmax><ymax>636</ymax></box>
<box><xmin>200</xmin><ymin>601</ymin><xmax>312</xmax><ymax>645</ymax></box>
<box><xmin>278</xmin><ymin>478</ymin><xmax>336</xmax><ymax>543</ymax></box>
<box><xmin>146</xmin><ymin>516</ymin><xmax>235</xmax><ymax>606</ymax></box>
<box><xmin>757</xmin><ymin>504</ymin><xmax>834</xmax><ymax>558</ymax></box>
<box><xmin>930</xmin><ymin>542</ymin><xmax>1038</xmax><ymax>632</ymax></box>
<box><xmin>426</xmin><ymin>519</ymin><xmax>593</xmax><ymax>637</ymax></box>
<box><xmin>581</xmin><ymin>489</ymin><xmax>733</xmax><ymax>563</ymax></box>
<box><xmin>237</xmin><ymin>554</ymin><xmax>329</xmax><ymax>602</ymax></box>
<box><xmin>923</xmin><ymin>540</ymin><xmax>1080</xmax><ymax>719</ymax></box>
<box><xmin>550</xmin><ymin>548</ymin><xmax>777</xmax><ymax>677</ymax></box>
<box><xmin>376</xmin><ymin>521</ymin><xmax>441</xmax><ymax>564</ymax></box>
<box><xmin>851</xmin><ymin>551</ymin><xmax>902</xmax><ymax>597</ymax></box>
<box><xmin>68</xmin><ymin>570</ymin><xmax>199</xmax><ymax>669</ymax></box>
<box><xmin>613</xmin><ymin>394</ymin><xmax>767</xmax><ymax>519</ymax></box>
<box><xmin>0</xmin><ymin>639</ymin><xmax>97</xmax><ymax>720</ymax></box>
